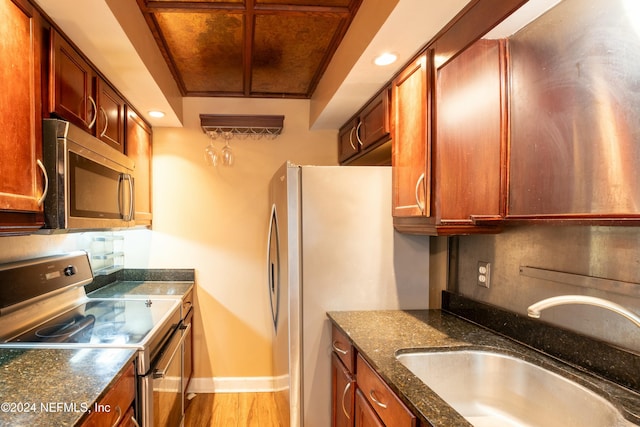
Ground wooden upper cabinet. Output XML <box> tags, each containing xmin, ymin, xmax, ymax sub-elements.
<box><xmin>359</xmin><ymin>89</ymin><xmax>391</xmax><ymax>150</ymax></box>
<box><xmin>0</xmin><ymin>0</ymin><xmax>45</xmax><ymax>231</ymax></box>
<box><xmin>126</xmin><ymin>107</ymin><xmax>152</xmax><ymax>225</ymax></box>
<box><xmin>435</xmin><ymin>38</ymin><xmax>505</xmax><ymax>225</ymax></box>
<box><xmin>49</xmin><ymin>29</ymin><xmax>96</xmax><ymax>134</ymax></box>
<box><xmin>96</xmin><ymin>77</ymin><xmax>126</xmax><ymax>153</ymax></box>
<box><xmin>338</xmin><ymin>118</ymin><xmax>359</xmax><ymax>164</ymax></box>
<box><xmin>391</xmin><ymin>53</ymin><xmax>430</xmax><ymax>220</ymax></box>
<box><xmin>338</xmin><ymin>88</ymin><xmax>392</xmax><ymax>165</ymax></box>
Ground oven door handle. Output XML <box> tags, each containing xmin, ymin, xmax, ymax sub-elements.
<box><xmin>152</xmin><ymin>324</ymin><xmax>191</xmax><ymax>379</ymax></box>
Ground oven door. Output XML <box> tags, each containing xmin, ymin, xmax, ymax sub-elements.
<box><xmin>140</xmin><ymin>324</ymin><xmax>190</xmax><ymax>427</ymax></box>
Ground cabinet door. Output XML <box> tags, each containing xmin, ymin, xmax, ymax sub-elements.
<box><xmin>392</xmin><ymin>53</ymin><xmax>430</xmax><ymax>218</ymax></box>
<box><xmin>354</xmin><ymin>389</ymin><xmax>384</xmax><ymax>427</ymax></box>
<box><xmin>96</xmin><ymin>77</ymin><xmax>126</xmax><ymax>153</ymax></box>
<box><xmin>332</xmin><ymin>353</ymin><xmax>355</xmax><ymax>427</ymax></box>
<box><xmin>0</xmin><ymin>0</ymin><xmax>45</xmax><ymax>230</ymax></box>
<box><xmin>50</xmin><ymin>30</ymin><xmax>96</xmax><ymax>133</ymax></box>
<box><xmin>435</xmin><ymin>38</ymin><xmax>505</xmax><ymax>223</ymax></box>
<box><xmin>125</xmin><ymin>107</ymin><xmax>152</xmax><ymax>225</ymax></box>
<box><xmin>338</xmin><ymin>119</ymin><xmax>359</xmax><ymax>164</ymax></box>
<box><xmin>81</xmin><ymin>363</ymin><xmax>136</xmax><ymax>427</ymax></box>
<box><xmin>359</xmin><ymin>89</ymin><xmax>391</xmax><ymax>150</ymax></box>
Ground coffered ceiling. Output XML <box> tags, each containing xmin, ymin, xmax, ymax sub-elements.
<box><xmin>33</xmin><ymin>0</ymin><xmax>472</xmax><ymax>128</ymax></box>
<box><xmin>135</xmin><ymin>0</ymin><xmax>363</xmax><ymax>98</ymax></box>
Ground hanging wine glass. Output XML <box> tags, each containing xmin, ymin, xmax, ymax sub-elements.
<box><xmin>221</xmin><ymin>141</ymin><xmax>234</xmax><ymax>166</ymax></box>
<box><xmin>204</xmin><ymin>142</ymin><xmax>219</xmax><ymax>167</ymax></box>
<box><xmin>221</xmin><ymin>132</ymin><xmax>234</xmax><ymax>167</ymax></box>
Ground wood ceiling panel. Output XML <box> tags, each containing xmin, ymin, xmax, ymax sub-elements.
<box><xmin>151</xmin><ymin>0</ymin><xmax>243</xmax><ymax>3</ymax></box>
<box><xmin>252</xmin><ymin>14</ymin><xmax>341</xmax><ymax>95</ymax></box>
<box><xmin>138</xmin><ymin>0</ymin><xmax>362</xmax><ymax>98</ymax></box>
<box><xmin>256</xmin><ymin>0</ymin><xmax>352</xmax><ymax>6</ymax></box>
<box><xmin>154</xmin><ymin>12</ymin><xmax>244</xmax><ymax>94</ymax></box>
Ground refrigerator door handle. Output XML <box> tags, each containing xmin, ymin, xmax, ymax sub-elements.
<box><xmin>267</xmin><ymin>203</ymin><xmax>280</xmax><ymax>331</ymax></box>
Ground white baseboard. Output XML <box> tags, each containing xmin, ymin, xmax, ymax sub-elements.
<box><xmin>187</xmin><ymin>375</ymin><xmax>289</xmax><ymax>394</ymax></box>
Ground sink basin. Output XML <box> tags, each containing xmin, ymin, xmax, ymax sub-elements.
<box><xmin>396</xmin><ymin>349</ymin><xmax>634</xmax><ymax>427</ymax></box>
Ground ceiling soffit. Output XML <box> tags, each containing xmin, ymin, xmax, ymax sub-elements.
<box><xmin>137</xmin><ymin>0</ymin><xmax>363</xmax><ymax>98</ymax></box>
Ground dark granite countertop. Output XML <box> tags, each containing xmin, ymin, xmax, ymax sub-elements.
<box><xmin>87</xmin><ymin>280</ymin><xmax>193</xmax><ymax>299</ymax></box>
<box><xmin>86</xmin><ymin>268</ymin><xmax>195</xmax><ymax>299</ymax></box>
<box><xmin>0</xmin><ymin>348</ymin><xmax>136</xmax><ymax>426</ymax></box>
<box><xmin>328</xmin><ymin>310</ymin><xmax>640</xmax><ymax>426</ymax></box>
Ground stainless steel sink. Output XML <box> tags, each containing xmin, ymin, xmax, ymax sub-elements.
<box><xmin>396</xmin><ymin>349</ymin><xmax>634</xmax><ymax>427</ymax></box>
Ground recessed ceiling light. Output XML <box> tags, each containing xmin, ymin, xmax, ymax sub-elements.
<box><xmin>148</xmin><ymin>110</ymin><xmax>165</xmax><ymax>118</ymax></box>
<box><xmin>374</xmin><ymin>52</ymin><xmax>398</xmax><ymax>66</ymax></box>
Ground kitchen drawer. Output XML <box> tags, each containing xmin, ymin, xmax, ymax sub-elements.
<box><xmin>81</xmin><ymin>363</ymin><xmax>136</xmax><ymax>427</ymax></box>
<box><xmin>356</xmin><ymin>354</ymin><xmax>416</xmax><ymax>427</ymax></box>
<box><xmin>332</xmin><ymin>325</ymin><xmax>355</xmax><ymax>372</ymax></box>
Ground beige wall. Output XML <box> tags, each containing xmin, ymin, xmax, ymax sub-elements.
<box><xmin>124</xmin><ymin>97</ymin><xmax>338</xmax><ymax>385</ymax></box>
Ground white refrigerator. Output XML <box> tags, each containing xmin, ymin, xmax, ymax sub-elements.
<box><xmin>267</xmin><ymin>162</ymin><xmax>431</xmax><ymax>427</ymax></box>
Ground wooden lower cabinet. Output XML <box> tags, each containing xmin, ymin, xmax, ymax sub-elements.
<box><xmin>332</xmin><ymin>325</ymin><xmax>419</xmax><ymax>427</ymax></box>
<box><xmin>81</xmin><ymin>363</ymin><xmax>138</xmax><ymax>427</ymax></box>
<box><xmin>332</xmin><ymin>353</ymin><xmax>355</xmax><ymax>427</ymax></box>
<box><xmin>356</xmin><ymin>354</ymin><xmax>416</xmax><ymax>427</ymax></box>
<box><xmin>355</xmin><ymin>389</ymin><xmax>384</xmax><ymax>427</ymax></box>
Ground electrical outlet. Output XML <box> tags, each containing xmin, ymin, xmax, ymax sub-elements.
<box><xmin>477</xmin><ymin>261</ymin><xmax>491</xmax><ymax>288</ymax></box>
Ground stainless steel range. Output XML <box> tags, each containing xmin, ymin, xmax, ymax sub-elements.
<box><xmin>0</xmin><ymin>251</ymin><xmax>186</xmax><ymax>427</ymax></box>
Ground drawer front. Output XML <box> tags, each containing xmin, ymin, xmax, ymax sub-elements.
<box><xmin>332</xmin><ymin>325</ymin><xmax>355</xmax><ymax>372</ymax></box>
<box><xmin>82</xmin><ymin>363</ymin><xmax>136</xmax><ymax>427</ymax></box>
<box><xmin>356</xmin><ymin>354</ymin><xmax>416</xmax><ymax>427</ymax></box>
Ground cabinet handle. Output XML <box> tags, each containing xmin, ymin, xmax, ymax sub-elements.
<box><xmin>369</xmin><ymin>390</ymin><xmax>388</xmax><ymax>409</ymax></box>
<box><xmin>332</xmin><ymin>341</ymin><xmax>348</xmax><ymax>355</ymax></box>
<box><xmin>36</xmin><ymin>159</ymin><xmax>48</xmax><ymax>207</ymax></box>
<box><xmin>131</xmin><ymin>416</ymin><xmax>141</xmax><ymax>427</ymax></box>
<box><xmin>355</xmin><ymin>121</ymin><xmax>363</xmax><ymax>146</ymax></box>
<box><xmin>110</xmin><ymin>405</ymin><xmax>122</xmax><ymax>427</ymax></box>
<box><xmin>341</xmin><ymin>381</ymin><xmax>352</xmax><ymax>419</ymax></box>
<box><xmin>99</xmin><ymin>107</ymin><xmax>109</xmax><ymax>137</ymax></box>
<box><xmin>349</xmin><ymin>127</ymin><xmax>356</xmax><ymax>151</ymax></box>
<box><xmin>414</xmin><ymin>173</ymin><xmax>425</xmax><ymax>214</ymax></box>
<box><xmin>87</xmin><ymin>96</ymin><xmax>98</xmax><ymax>129</ymax></box>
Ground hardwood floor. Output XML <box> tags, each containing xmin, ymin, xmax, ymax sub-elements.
<box><xmin>185</xmin><ymin>393</ymin><xmax>285</xmax><ymax>426</ymax></box>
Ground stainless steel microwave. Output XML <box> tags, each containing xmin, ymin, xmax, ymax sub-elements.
<box><xmin>39</xmin><ymin>119</ymin><xmax>135</xmax><ymax>233</ymax></box>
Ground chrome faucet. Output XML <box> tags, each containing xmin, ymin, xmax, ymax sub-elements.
<box><xmin>527</xmin><ymin>295</ymin><xmax>640</xmax><ymax>328</ymax></box>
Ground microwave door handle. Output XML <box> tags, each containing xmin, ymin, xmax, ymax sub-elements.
<box><xmin>117</xmin><ymin>173</ymin><xmax>124</xmax><ymax>218</ymax></box>
<box><xmin>127</xmin><ymin>174</ymin><xmax>134</xmax><ymax>221</ymax></box>
<box><xmin>117</xmin><ymin>173</ymin><xmax>134</xmax><ymax>221</ymax></box>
